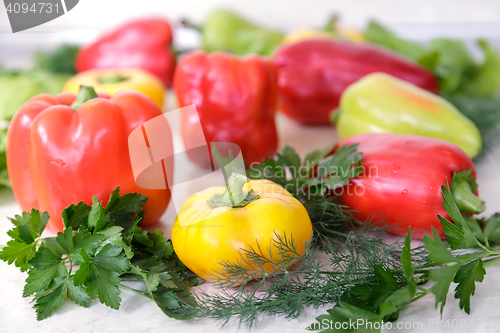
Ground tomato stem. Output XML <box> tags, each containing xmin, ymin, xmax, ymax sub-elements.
<box><xmin>71</xmin><ymin>85</ymin><xmax>99</xmax><ymax>110</ymax></box>
<box><xmin>207</xmin><ymin>172</ymin><xmax>260</xmax><ymax>208</ymax></box>
<box><xmin>98</xmin><ymin>74</ymin><xmax>129</xmax><ymax>84</ymax></box>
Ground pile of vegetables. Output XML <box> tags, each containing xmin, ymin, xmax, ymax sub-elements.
<box><xmin>1</xmin><ymin>8</ymin><xmax>500</xmax><ymax>332</ymax></box>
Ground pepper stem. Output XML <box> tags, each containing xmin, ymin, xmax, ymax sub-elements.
<box><xmin>451</xmin><ymin>169</ymin><xmax>486</xmax><ymax>214</ymax></box>
<box><xmin>180</xmin><ymin>18</ymin><xmax>203</xmax><ymax>33</ymax></box>
<box><xmin>330</xmin><ymin>108</ymin><xmax>341</xmax><ymax>124</ymax></box>
<box><xmin>207</xmin><ymin>173</ymin><xmax>260</xmax><ymax>208</ymax></box>
<box><xmin>71</xmin><ymin>85</ymin><xmax>99</xmax><ymax>110</ymax></box>
<box><xmin>99</xmin><ymin>74</ymin><xmax>129</xmax><ymax>84</ymax></box>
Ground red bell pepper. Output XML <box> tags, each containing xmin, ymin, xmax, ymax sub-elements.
<box><xmin>7</xmin><ymin>87</ymin><xmax>172</xmax><ymax>232</ymax></box>
<box><xmin>274</xmin><ymin>40</ymin><xmax>440</xmax><ymax>125</ymax></box>
<box><xmin>336</xmin><ymin>133</ymin><xmax>484</xmax><ymax>239</ymax></box>
<box><xmin>76</xmin><ymin>18</ymin><xmax>175</xmax><ymax>87</ymax></box>
<box><xmin>174</xmin><ymin>51</ymin><xmax>279</xmax><ymax>167</ymax></box>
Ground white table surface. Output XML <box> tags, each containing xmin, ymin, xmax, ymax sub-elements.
<box><xmin>1</xmin><ymin>93</ymin><xmax>500</xmax><ymax>333</ymax></box>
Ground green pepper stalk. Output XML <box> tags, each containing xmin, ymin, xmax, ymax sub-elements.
<box><xmin>208</xmin><ymin>173</ymin><xmax>260</xmax><ymax>208</ymax></box>
<box><xmin>70</xmin><ymin>85</ymin><xmax>99</xmax><ymax>110</ymax></box>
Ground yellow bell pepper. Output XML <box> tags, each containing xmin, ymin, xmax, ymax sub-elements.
<box><xmin>63</xmin><ymin>68</ymin><xmax>165</xmax><ymax>109</ymax></box>
<box><xmin>284</xmin><ymin>28</ymin><xmax>332</xmax><ymax>44</ymax></box>
<box><xmin>284</xmin><ymin>25</ymin><xmax>364</xmax><ymax>44</ymax></box>
<box><xmin>171</xmin><ymin>173</ymin><xmax>312</xmax><ymax>283</ymax></box>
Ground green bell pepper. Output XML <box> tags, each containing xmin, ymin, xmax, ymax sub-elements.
<box><xmin>201</xmin><ymin>9</ymin><xmax>284</xmax><ymax>57</ymax></box>
<box><xmin>335</xmin><ymin>73</ymin><xmax>482</xmax><ymax>158</ymax></box>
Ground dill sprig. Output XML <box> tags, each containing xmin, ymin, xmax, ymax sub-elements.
<box><xmin>180</xmin><ymin>230</ymin><xmax>428</xmax><ymax>328</ymax></box>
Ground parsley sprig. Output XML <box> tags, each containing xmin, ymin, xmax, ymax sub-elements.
<box><xmin>247</xmin><ymin>143</ymin><xmax>363</xmax><ymax>197</ymax></box>
<box><xmin>0</xmin><ymin>187</ymin><xmax>201</xmax><ymax>321</ymax></box>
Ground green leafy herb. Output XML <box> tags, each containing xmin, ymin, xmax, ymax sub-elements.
<box><xmin>247</xmin><ymin>144</ymin><xmax>363</xmax><ymax>247</ymax></box>
<box><xmin>0</xmin><ymin>188</ymin><xmax>201</xmax><ymax>321</ymax></box>
<box><xmin>444</xmin><ymin>94</ymin><xmax>500</xmax><ymax>159</ymax></box>
<box><xmin>365</xmin><ymin>20</ymin><xmax>500</xmax><ymax>98</ymax></box>
<box><xmin>248</xmin><ymin>143</ymin><xmax>362</xmax><ymax>196</ymax></box>
<box><xmin>1</xmin><ymin>209</ymin><xmax>49</xmax><ymax>271</ymax></box>
<box><xmin>462</xmin><ymin>39</ymin><xmax>500</xmax><ymax>97</ymax></box>
<box><xmin>364</xmin><ymin>20</ymin><xmax>426</xmax><ymax>62</ymax></box>
<box><xmin>34</xmin><ymin>44</ymin><xmax>79</xmax><ymax>75</ymax></box>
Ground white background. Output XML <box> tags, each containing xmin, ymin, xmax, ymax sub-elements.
<box><xmin>1</xmin><ymin>0</ymin><xmax>500</xmax><ymax>68</ymax></box>
<box><xmin>2</xmin><ymin>0</ymin><xmax>500</xmax><ymax>30</ymax></box>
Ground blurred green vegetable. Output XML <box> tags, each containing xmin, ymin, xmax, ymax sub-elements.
<box><xmin>201</xmin><ymin>9</ymin><xmax>284</xmax><ymax>57</ymax></box>
<box><xmin>462</xmin><ymin>40</ymin><xmax>500</xmax><ymax>97</ymax></box>
<box><xmin>0</xmin><ymin>44</ymin><xmax>78</xmax><ymax>120</ymax></box>
<box><xmin>364</xmin><ymin>20</ymin><xmax>426</xmax><ymax>61</ymax></box>
<box><xmin>444</xmin><ymin>94</ymin><xmax>500</xmax><ymax>160</ymax></box>
<box><xmin>0</xmin><ymin>44</ymin><xmax>78</xmax><ymax>188</ymax></box>
<box><xmin>0</xmin><ymin>70</ymin><xmax>70</xmax><ymax>120</ymax></box>
<box><xmin>365</xmin><ymin>20</ymin><xmax>500</xmax><ymax>97</ymax></box>
<box><xmin>34</xmin><ymin>44</ymin><xmax>79</xmax><ymax>74</ymax></box>
<box><xmin>0</xmin><ymin>129</ymin><xmax>9</xmax><ymax>188</ymax></box>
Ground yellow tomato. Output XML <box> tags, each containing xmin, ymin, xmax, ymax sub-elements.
<box><xmin>171</xmin><ymin>175</ymin><xmax>312</xmax><ymax>283</ymax></box>
<box><xmin>63</xmin><ymin>68</ymin><xmax>165</xmax><ymax>109</ymax></box>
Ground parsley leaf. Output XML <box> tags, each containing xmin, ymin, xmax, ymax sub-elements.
<box><xmin>66</xmin><ymin>275</ymin><xmax>90</xmax><ymax>307</ymax></box>
<box><xmin>439</xmin><ymin>182</ymin><xmax>482</xmax><ymax>249</ymax></box>
<box><xmin>454</xmin><ymin>259</ymin><xmax>486</xmax><ymax>314</ymax></box>
<box><xmin>74</xmin><ymin>244</ymin><xmax>129</xmax><ymax>309</ymax></box>
<box><xmin>62</xmin><ymin>201</ymin><xmax>91</xmax><ymax>229</ymax></box>
<box><xmin>277</xmin><ymin>146</ymin><xmax>301</xmax><ymax>172</ymax></box>
<box><xmin>0</xmin><ymin>209</ymin><xmax>49</xmax><ymax>271</ymax></box>
<box><xmin>310</xmin><ymin>302</ymin><xmax>381</xmax><ymax>332</ymax></box>
<box><xmin>248</xmin><ymin>144</ymin><xmax>362</xmax><ymax>199</ymax></box>
<box><xmin>23</xmin><ymin>247</ymin><xmax>66</xmax><ymax>297</ymax></box>
<box><xmin>105</xmin><ymin>187</ymin><xmax>147</xmax><ymax>231</ymax></box>
<box><xmin>0</xmin><ymin>239</ymin><xmax>38</xmax><ymax>272</ymax></box>
<box><xmin>401</xmin><ymin>230</ymin><xmax>416</xmax><ymax>294</ymax></box>
<box><xmin>9</xmin><ymin>209</ymin><xmax>49</xmax><ymax>239</ymax></box>
<box><xmin>33</xmin><ymin>276</ymin><xmax>68</xmax><ymax>320</ymax></box>
<box><xmin>481</xmin><ymin>213</ymin><xmax>500</xmax><ymax>244</ymax></box>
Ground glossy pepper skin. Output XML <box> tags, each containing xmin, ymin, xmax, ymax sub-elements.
<box><xmin>76</xmin><ymin>18</ymin><xmax>176</xmax><ymax>87</ymax></box>
<box><xmin>174</xmin><ymin>51</ymin><xmax>279</xmax><ymax>167</ymax></box>
<box><xmin>336</xmin><ymin>73</ymin><xmax>482</xmax><ymax>158</ymax></box>
<box><xmin>7</xmin><ymin>89</ymin><xmax>172</xmax><ymax>231</ymax></box>
<box><xmin>274</xmin><ymin>39</ymin><xmax>440</xmax><ymax>125</ymax></box>
<box><xmin>63</xmin><ymin>68</ymin><xmax>165</xmax><ymax>109</ymax></box>
<box><xmin>337</xmin><ymin>133</ymin><xmax>480</xmax><ymax>239</ymax></box>
<box><xmin>171</xmin><ymin>175</ymin><xmax>312</xmax><ymax>282</ymax></box>
<box><xmin>202</xmin><ymin>9</ymin><xmax>284</xmax><ymax>57</ymax></box>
